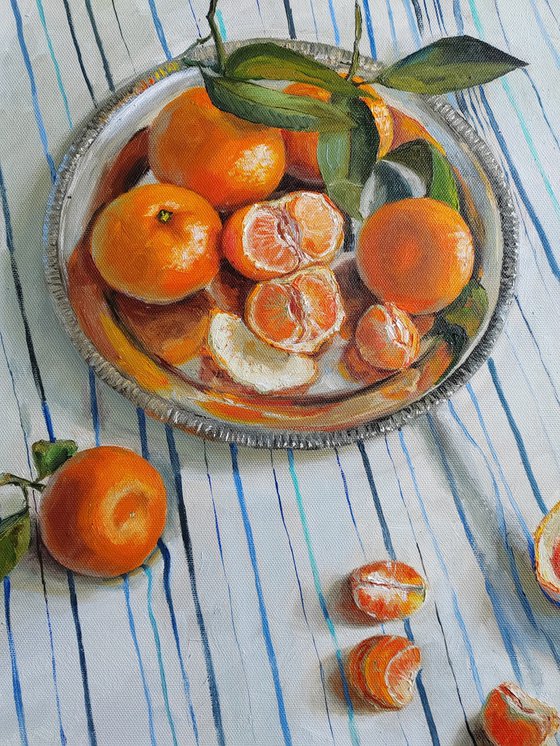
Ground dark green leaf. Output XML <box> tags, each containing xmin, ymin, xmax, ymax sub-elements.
<box><xmin>317</xmin><ymin>98</ymin><xmax>379</xmax><ymax>219</ymax></box>
<box><xmin>0</xmin><ymin>508</ymin><xmax>31</xmax><ymax>581</ymax></box>
<box><xmin>443</xmin><ymin>280</ymin><xmax>489</xmax><ymax>338</ymax></box>
<box><xmin>202</xmin><ymin>72</ymin><xmax>355</xmax><ymax>132</ymax></box>
<box><xmin>32</xmin><ymin>439</ymin><xmax>78</xmax><ymax>480</ymax></box>
<box><xmin>377</xmin><ymin>36</ymin><xmax>527</xmax><ymax>94</ymax></box>
<box><xmin>361</xmin><ymin>159</ymin><xmax>420</xmax><ymax>217</ymax></box>
<box><xmin>224</xmin><ymin>42</ymin><xmax>366</xmax><ymax>98</ymax></box>
<box><xmin>384</xmin><ymin>138</ymin><xmax>459</xmax><ymax>209</ymax></box>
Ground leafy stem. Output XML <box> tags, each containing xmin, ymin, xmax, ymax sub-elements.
<box><xmin>207</xmin><ymin>0</ymin><xmax>227</xmax><ymax>73</ymax></box>
<box><xmin>0</xmin><ymin>473</ymin><xmax>45</xmax><ymax>495</ymax></box>
<box><xmin>346</xmin><ymin>1</ymin><xmax>363</xmax><ymax>81</ymax></box>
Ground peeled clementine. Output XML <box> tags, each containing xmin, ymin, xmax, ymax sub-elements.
<box><xmin>91</xmin><ymin>183</ymin><xmax>221</xmax><ymax>304</ymax></box>
<box><xmin>357</xmin><ymin>197</ymin><xmax>475</xmax><ymax>315</ymax></box>
<box><xmin>39</xmin><ymin>446</ymin><xmax>167</xmax><ymax>577</ymax></box>
<box><xmin>148</xmin><ymin>87</ymin><xmax>286</xmax><ymax>210</ymax></box>
<box><xmin>482</xmin><ymin>682</ymin><xmax>559</xmax><ymax>746</ymax></box>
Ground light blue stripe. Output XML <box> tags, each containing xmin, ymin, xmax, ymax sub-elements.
<box><xmin>148</xmin><ymin>0</ymin><xmax>173</xmax><ymax>60</ymax></box>
<box><xmin>216</xmin><ymin>9</ymin><xmax>228</xmax><ymax>41</ymax></box>
<box><xmin>230</xmin><ymin>444</ymin><xmax>293</xmax><ymax>746</ymax></box>
<box><xmin>34</xmin><ymin>0</ymin><xmax>73</xmax><ymax>127</ymax></box>
<box><xmin>286</xmin><ymin>449</ymin><xmax>360</xmax><ymax>746</ymax></box>
<box><xmin>144</xmin><ymin>566</ymin><xmax>178</xmax><ymax>746</ymax></box>
<box><xmin>4</xmin><ymin>577</ymin><xmax>29</xmax><ymax>746</ymax></box>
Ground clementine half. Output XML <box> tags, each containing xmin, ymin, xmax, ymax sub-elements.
<box><xmin>148</xmin><ymin>86</ymin><xmax>286</xmax><ymax>210</ymax></box>
<box><xmin>39</xmin><ymin>446</ymin><xmax>167</xmax><ymax>577</ymax></box>
<box><xmin>91</xmin><ymin>182</ymin><xmax>222</xmax><ymax>304</ymax></box>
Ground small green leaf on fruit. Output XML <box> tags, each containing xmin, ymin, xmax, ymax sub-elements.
<box><xmin>377</xmin><ymin>36</ymin><xmax>527</xmax><ymax>94</ymax></box>
<box><xmin>202</xmin><ymin>72</ymin><xmax>355</xmax><ymax>131</ymax></box>
<box><xmin>32</xmin><ymin>439</ymin><xmax>78</xmax><ymax>480</ymax></box>
<box><xmin>0</xmin><ymin>509</ymin><xmax>31</xmax><ymax>581</ymax></box>
<box><xmin>443</xmin><ymin>280</ymin><xmax>489</xmax><ymax>338</ymax></box>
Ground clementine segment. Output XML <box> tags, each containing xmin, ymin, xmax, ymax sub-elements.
<box><xmin>39</xmin><ymin>446</ymin><xmax>167</xmax><ymax>577</ymax></box>
<box><xmin>246</xmin><ymin>265</ymin><xmax>345</xmax><ymax>354</ymax></box>
<box><xmin>482</xmin><ymin>683</ymin><xmax>559</xmax><ymax>746</ymax></box>
<box><xmin>357</xmin><ymin>197</ymin><xmax>475</xmax><ymax>315</ymax></box>
<box><xmin>282</xmin><ymin>81</ymin><xmax>393</xmax><ymax>182</ymax></box>
<box><xmin>350</xmin><ymin>561</ymin><xmax>427</xmax><ymax>621</ymax></box>
<box><xmin>91</xmin><ymin>183</ymin><xmax>221</xmax><ymax>304</ymax></box>
<box><xmin>222</xmin><ymin>191</ymin><xmax>344</xmax><ymax>281</ymax></box>
<box><xmin>534</xmin><ymin>499</ymin><xmax>560</xmax><ymax>604</ymax></box>
<box><xmin>355</xmin><ymin>304</ymin><xmax>420</xmax><ymax>371</ymax></box>
<box><xmin>148</xmin><ymin>86</ymin><xmax>286</xmax><ymax>210</ymax></box>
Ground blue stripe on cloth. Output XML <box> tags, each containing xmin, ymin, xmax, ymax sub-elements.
<box><xmin>399</xmin><ymin>430</ymin><xmax>485</xmax><ymax>703</ymax></box>
<box><xmin>487</xmin><ymin>359</ymin><xmax>548</xmax><ymax>515</ymax></box>
<box><xmin>61</xmin><ymin>0</ymin><xmax>97</xmax><ymax>105</ymax></box>
<box><xmin>281</xmin><ymin>0</ymin><xmax>297</xmax><ymax>39</ymax></box>
<box><xmin>110</xmin><ymin>0</ymin><xmax>135</xmax><ymax>70</ymax></box>
<box><xmin>148</xmin><ymin>0</ymin><xmax>173</xmax><ymax>60</ymax></box>
<box><xmin>144</xmin><ymin>565</ymin><xmax>179</xmax><ymax>746</ymax></box>
<box><xmin>166</xmin><ymin>427</ymin><xmax>225</xmax><ymax>746</ymax></box>
<box><xmin>270</xmin><ymin>452</ymin><xmax>335</xmax><ymax>743</ymax></box>
<box><xmin>286</xmin><ymin>449</ymin><xmax>360</xmax><ymax>746</ymax></box>
<box><xmin>83</xmin><ymin>0</ymin><xmax>115</xmax><ymax>91</ymax></box>
<box><xmin>230</xmin><ymin>444</ymin><xmax>293</xmax><ymax>746</ymax></box>
<box><xmin>88</xmin><ymin>368</ymin><xmax>100</xmax><ymax>446</ymax></box>
<box><xmin>4</xmin><ymin>577</ymin><xmax>29</xmax><ymax>746</ymax></box>
<box><xmin>122</xmin><ymin>575</ymin><xmax>157</xmax><ymax>746</ymax></box>
<box><xmin>34</xmin><ymin>0</ymin><xmax>73</xmax><ymax>127</ymax></box>
<box><xmin>357</xmin><ymin>442</ymin><xmax>440</xmax><ymax>746</ymax></box>
<box><xmin>360</xmin><ymin>0</ymin><xmax>377</xmax><ymax>58</ymax></box>
<box><xmin>334</xmin><ymin>448</ymin><xmax>366</xmax><ymax>555</ymax></box>
<box><xmin>8</xmin><ymin>0</ymin><xmax>56</xmax><ymax>180</ymax></box>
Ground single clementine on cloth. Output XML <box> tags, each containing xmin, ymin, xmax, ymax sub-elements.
<box><xmin>350</xmin><ymin>560</ymin><xmax>427</xmax><ymax>621</ymax></box>
<box><xmin>482</xmin><ymin>682</ymin><xmax>559</xmax><ymax>746</ymax></box>
<box><xmin>221</xmin><ymin>191</ymin><xmax>344</xmax><ymax>281</ymax></box>
<box><xmin>91</xmin><ymin>182</ymin><xmax>221</xmax><ymax>304</ymax></box>
<box><xmin>148</xmin><ymin>86</ymin><xmax>286</xmax><ymax>210</ymax></box>
<box><xmin>39</xmin><ymin>446</ymin><xmax>167</xmax><ymax>577</ymax></box>
<box><xmin>357</xmin><ymin>197</ymin><xmax>475</xmax><ymax>315</ymax></box>
<box><xmin>282</xmin><ymin>81</ymin><xmax>393</xmax><ymax>182</ymax></box>
<box><xmin>347</xmin><ymin>635</ymin><xmax>422</xmax><ymax>709</ymax></box>
<box><xmin>246</xmin><ymin>265</ymin><xmax>345</xmax><ymax>354</ymax></box>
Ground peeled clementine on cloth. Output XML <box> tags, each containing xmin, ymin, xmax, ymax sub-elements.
<box><xmin>357</xmin><ymin>197</ymin><xmax>475</xmax><ymax>315</ymax></box>
<box><xmin>39</xmin><ymin>446</ymin><xmax>167</xmax><ymax>577</ymax></box>
<box><xmin>482</xmin><ymin>682</ymin><xmax>559</xmax><ymax>746</ymax></box>
<box><xmin>350</xmin><ymin>560</ymin><xmax>427</xmax><ymax>621</ymax></box>
<box><xmin>148</xmin><ymin>86</ymin><xmax>286</xmax><ymax>210</ymax></box>
<box><xmin>91</xmin><ymin>183</ymin><xmax>221</xmax><ymax>304</ymax></box>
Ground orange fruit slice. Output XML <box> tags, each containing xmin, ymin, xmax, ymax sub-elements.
<box><xmin>282</xmin><ymin>81</ymin><xmax>393</xmax><ymax>182</ymax></box>
<box><xmin>347</xmin><ymin>635</ymin><xmax>422</xmax><ymax>709</ymax></box>
<box><xmin>482</xmin><ymin>682</ymin><xmax>559</xmax><ymax>746</ymax></box>
<box><xmin>534</xmin><ymin>499</ymin><xmax>560</xmax><ymax>604</ymax></box>
<box><xmin>206</xmin><ymin>310</ymin><xmax>317</xmax><ymax>394</ymax></box>
<box><xmin>357</xmin><ymin>197</ymin><xmax>475</xmax><ymax>315</ymax></box>
<box><xmin>355</xmin><ymin>303</ymin><xmax>420</xmax><ymax>371</ymax></box>
<box><xmin>350</xmin><ymin>560</ymin><xmax>427</xmax><ymax>621</ymax></box>
<box><xmin>246</xmin><ymin>265</ymin><xmax>345</xmax><ymax>354</ymax></box>
<box><xmin>221</xmin><ymin>191</ymin><xmax>345</xmax><ymax>281</ymax></box>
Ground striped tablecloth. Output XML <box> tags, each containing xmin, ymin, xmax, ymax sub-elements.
<box><xmin>1</xmin><ymin>0</ymin><xmax>559</xmax><ymax>743</ymax></box>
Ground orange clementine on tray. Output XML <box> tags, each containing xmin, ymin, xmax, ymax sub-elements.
<box><xmin>282</xmin><ymin>80</ymin><xmax>393</xmax><ymax>182</ymax></box>
<box><xmin>148</xmin><ymin>86</ymin><xmax>286</xmax><ymax>210</ymax></box>
<box><xmin>221</xmin><ymin>190</ymin><xmax>344</xmax><ymax>281</ymax></box>
<box><xmin>355</xmin><ymin>304</ymin><xmax>420</xmax><ymax>371</ymax></box>
<box><xmin>357</xmin><ymin>197</ymin><xmax>475</xmax><ymax>314</ymax></box>
<box><xmin>91</xmin><ymin>182</ymin><xmax>221</xmax><ymax>304</ymax></box>
<box><xmin>39</xmin><ymin>446</ymin><xmax>167</xmax><ymax>577</ymax></box>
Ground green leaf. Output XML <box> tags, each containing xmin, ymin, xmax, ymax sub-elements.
<box><xmin>377</xmin><ymin>36</ymin><xmax>527</xmax><ymax>94</ymax></box>
<box><xmin>0</xmin><ymin>508</ymin><xmax>31</xmax><ymax>581</ymax></box>
<box><xmin>384</xmin><ymin>138</ymin><xmax>459</xmax><ymax>210</ymax></box>
<box><xmin>317</xmin><ymin>97</ymin><xmax>380</xmax><ymax>219</ymax></box>
<box><xmin>201</xmin><ymin>72</ymin><xmax>355</xmax><ymax>132</ymax></box>
<box><xmin>361</xmin><ymin>159</ymin><xmax>420</xmax><ymax>217</ymax></box>
<box><xmin>224</xmin><ymin>42</ymin><xmax>366</xmax><ymax>98</ymax></box>
<box><xmin>32</xmin><ymin>439</ymin><xmax>78</xmax><ymax>480</ymax></box>
<box><xmin>443</xmin><ymin>280</ymin><xmax>489</xmax><ymax>338</ymax></box>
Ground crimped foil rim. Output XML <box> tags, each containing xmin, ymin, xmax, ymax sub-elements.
<box><xmin>43</xmin><ymin>39</ymin><xmax>518</xmax><ymax>449</ymax></box>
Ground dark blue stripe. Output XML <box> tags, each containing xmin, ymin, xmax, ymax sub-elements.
<box><xmin>4</xmin><ymin>577</ymin><xmax>29</xmax><ymax>746</ymax></box>
<box><xmin>88</xmin><ymin>368</ymin><xmax>100</xmax><ymax>446</ymax></box>
<box><xmin>165</xmin><ymin>427</ymin><xmax>225</xmax><ymax>746</ymax></box>
<box><xmin>148</xmin><ymin>0</ymin><xmax>173</xmax><ymax>60</ymax></box>
<box><xmin>360</xmin><ymin>0</ymin><xmax>377</xmax><ymax>58</ymax></box>
<box><xmin>137</xmin><ymin>408</ymin><xmax>150</xmax><ymax>459</ymax></box>
<box><xmin>111</xmin><ymin>0</ymin><xmax>135</xmax><ymax>70</ymax></box>
<box><xmin>282</xmin><ymin>0</ymin><xmax>297</xmax><ymax>39</ymax></box>
<box><xmin>61</xmin><ymin>0</ymin><xmax>97</xmax><ymax>105</ymax></box>
<box><xmin>487</xmin><ymin>358</ymin><xmax>548</xmax><ymax>515</ymax></box>
<box><xmin>426</xmin><ymin>414</ymin><xmax>524</xmax><ymax>683</ymax></box>
<box><xmin>514</xmin><ymin>299</ymin><xmax>560</xmax><ymax>405</ymax></box>
<box><xmin>67</xmin><ymin>572</ymin><xmax>97</xmax><ymax>745</ymax></box>
<box><xmin>408</xmin><ymin>0</ymin><xmax>425</xmax><ymax>35</ymax></box>
<box><xmin>230</xmin><ymin>444</ymin><xmax>292</xmax><ymax>746</ymax></box>
<box><xmin>122</xmin><ymin>575</ymin><xmax>157</xmax><ymax>745</ymax></box>
<box><xmin>334</xmin><ymin>448</ymin><xmax>365</xmax><ymax>555</ymax></box>
<box><xmin>269</xmin><ymin>452</ymin><xmax>335</xmax><ymax>743</ymax></box>
<box><xmin>84</xmin><ymin>0</ymin><xmax>115</xmax><ymax>91</ymax></box>
<box><xmin>9</xmin><ymin>0</ymin><xmax>56</xmax><ymax>180</ymax></box>
<box><xmin>453</xmin><ymin>0</ymin><xmax>464</xmax><ymax>32</ymax></box>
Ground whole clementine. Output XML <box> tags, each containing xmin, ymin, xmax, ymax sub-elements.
<box><xmin>91</xmin><ymin>182</ymin><xmax>221</xmax><ymax>304</ymax></box>
<box><xmin>148</xmin><ymin>87</ymin><xmax>286</xmax><ymax>210</ymax></box>
<box><xmin>39</xmin><ymin>446</ymin><xmax>167</xmax><ymax>577</ymax></box>
<box><xmin>356</xmin><ymin>197</ymin><xmax>475</xmax><ymax>315</ymax></box>
<box><xmin>282</xmin><ymin>81</ymin><xmax>393</xmax><ymax>183</ymax></box>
